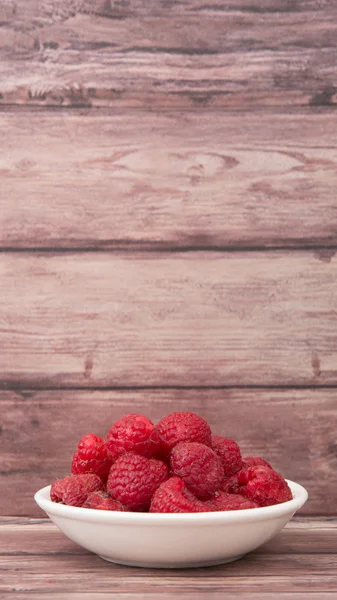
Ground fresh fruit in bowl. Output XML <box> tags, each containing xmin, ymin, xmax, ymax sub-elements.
<box><xmin>35</xmin><ymin>411</ymin><xmax>308</xmax><ymax>568</ymax></box>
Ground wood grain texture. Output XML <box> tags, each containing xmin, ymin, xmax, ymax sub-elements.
<box><xmin>1</xmin><ymin>519</ymin><xmax>337</xmax><ymax>598</ymax></box>
<box><xmin>4</xmin><ymin>596</ymin><xmax>337</xmax><ymax>600</ymax></box>
<box><xmin>1</xmin><ymin>389</ymin><xmax>336</xmax><ymax>515</ymax></box>
<box><xmin>1</xmin><ymin>111</ymin><xmax>337</xmax><ymax>249</ymax></box>
<box><xmin>3</xmin><ymin>595</ymin><xmax>337</xmax><ymax>600</ymax></box>
<box><xmin>3</xmin><ymin>518</ymin><xmax>337</xmax><ymax>555</ymax></box>
<box><xmin>1</xmin><ymin>1</ymin><xmax>337</xmax><ymax>107</ymax></box>
<box><xmin>5</xmin><ymin>553</ymin><xmax>334</xmax><ymax>581</ymax></box>
<box><xmin>1</xmin><ymin>251</ymin><xmax>337</xmax><ymax>388</ymax></box>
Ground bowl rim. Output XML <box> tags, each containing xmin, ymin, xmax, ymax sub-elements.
<box><xmin>34</xmin><ymin>480</ymin><xmax>308</xmax><ymax>526</ymax></box>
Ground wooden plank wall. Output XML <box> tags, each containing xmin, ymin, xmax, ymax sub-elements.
<box><xmin>0</xmin><ymin>0</ymin><xmax>336</xmax><ymax>516</ymax></box>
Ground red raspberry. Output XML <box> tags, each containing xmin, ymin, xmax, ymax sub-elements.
<box><xmin>222</xmin><ymin>472</ymin><xmax>241</xmax><ymax>494</ymax></box>
<box><xmin>50</xmin><ymin>473</ymin><xmax>103</xmax><ymax>507</ymax></box>
<box><xmin>224</xmin><ymin>466</ymin><xmax>292</xmax><ymax>507</ymax></box>
<box><xmin>106</xmin><ymin>413</ymin><xmax>160</xmax><ymax>459</ymax></box>
<box><xmin>170</xmin><ymin>442</ymin><xmax>224</xmax><ymax>499</ymax></box>
<box><xmin>222</xmin><ymin>461</ymin><xmax>273</xmax><ymax>494</ymax></box>
<box><xmin>206</xmin><ymin>491</ymin><xmax>258</xmax><ymax>511</ymax></box>
<box><xmin>212</xmin><ymin>436</ymin><xmax>242</xmax><ymax>477</ymax></box>
<box><xmin>71</xmin><ymin>433</ymin><xmax>112</xmax><ymax>482</ymax></box>
<box><xmin>242</xmin><ymin>456</ymin><xmax>272</xmax><ymax>469</ymax></box>
<box><xmin>155</xmin><ymin>412</ymin><xmax>212</xmax><ymax>458</ymax></box>
<box><xmin>107</xmin><ymin>453</ymin><xmax>168</xmax><ymax>511</ymax></box>
<box><xmin>150</xmin><ymin>477</ymin><xmax>210</xmax><ymax>513</ymax></box>
<box><xmin>83</xmin><ymin>491</ymin><xmax>127</xmax><ymax>511</ymax></box>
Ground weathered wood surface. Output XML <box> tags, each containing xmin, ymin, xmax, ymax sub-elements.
<box><xmin>1</xmin><ymin>110</ymin><xmax>337</xmax><ymax>249</ymax></box>
<box><xmin>1</xmin><ymin>251</ymin><xmax>336</xmax><ymax>388</ymax></box>
<box><xmin>1</xmin><ymin>518</ymin><xmax>336</xmax><ymax>598</ymax></box>
<box><xmin>3</xmin><ymin>517</ymin><xmax>337</xmax><ymax>555</ymax></box>
<box><xmin>1</xmin><ymin>1</ymin><xmax>337</xmax><ymax>107</ymax></box>
<box><xmin>1</xmin><ymin>388</ymin><xmax>336</xmax><ymax>515</ymax></box>
<box><xmin>1</xmin><ymin>0</ymin><xmax>337</xmax><ymax>533</ymax></box>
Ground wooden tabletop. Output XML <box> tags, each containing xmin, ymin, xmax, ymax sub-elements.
<box><xmin>2</xmin><ymin>517</ymin><xmax>336</xmax><ymax>599</ymax></box>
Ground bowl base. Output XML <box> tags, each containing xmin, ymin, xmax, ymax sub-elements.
<box><xmin>98</xmin><ymin>554</ymin><xmax>245</xmax><ymax>569</ymax></box>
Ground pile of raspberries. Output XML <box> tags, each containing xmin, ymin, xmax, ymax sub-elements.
<box><xmin>51</xmin><ymin>412</ymin><xmax>292</xmax><ymax>513</ymax></box>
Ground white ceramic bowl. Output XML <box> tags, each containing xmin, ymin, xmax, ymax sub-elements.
<box><xmin>35</xmin><ymin>480</ymin><xmax>307</xmax><ymax>568</ymax></box>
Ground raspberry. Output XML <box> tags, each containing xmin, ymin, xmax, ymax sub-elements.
<box><xmin>222</xmin><ymin>462</ymin><xmax>272</xmax><ymax>495</ymax></box>
<box><xmin>155</xmin><ymin>412</ymin><xmax>212</xmax><ymax>458</ymax></box>
<box><xmin>242</xmin><ymin>456</ymin><xmax>272</xmax><ymax>469</ymax></box>
<box><xmin>107</xmin><ymin>453</ymin><xmax>168</xmax><ymax>511</ymax></box>
<box><xmin>83</xmin><ymin>491</ymin><xmax>127</xmax><ymax>511</ymax></box>
<box><xmin>106</xmin><ymin>413</ymin><xmax>160</xmax><ymax>459</ymax></box>
<box><xmin>170</xmin><ymin>442</ymin><xmax>224</xmax><ymax>499</ymax></box>
<box><xmin>50</xmin><ymin>473</ymin><xmax>103</xmax><ymax>507</ymax></box>
<box><xmin>222</xmin><ymin>472</ymin><xmax>241</xmax><ymax>494</ymax></box>
<box><xmin>71</xmin><ymin>433</ymin><xmax>112</xmax><ymax>482</ymax></box>
<box><xmin>211</xmin><ymin>436</ymin><xmax>242</xmax><ymax>477</ymax></box>
<box><xmin>206</xmin><ymin>491</ymin><xmax>259</xmax><ymax>511</ymax></box>
<box><xmin>224</xmin><ymin>466</ymin><xmax>292</xmax><ymax>507</ymax></box>
<box><xmin>150</xmin><ymin>477</ymin><xmax>210</xmax><ymax>513</ymax></box>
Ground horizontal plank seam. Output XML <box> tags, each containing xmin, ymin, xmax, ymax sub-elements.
<box><xmin>2</xmin><ymin>4</ymin><xmax>337</xmax><ymax>16</ymax></box>
<box><xmin>3</xmin><ymin>45</ymin><xmax>337</xmax><ymax>56</ymax></box>
<box><xmin>4</xmin><ymin>384</ymin><xmax>337</xmax><ymax>392</ymax></box>
<box><xmin>0</xmin><ymin>594</ymin><xmax>331</xmax><ymax>596</ymax></box>
<box><xmin>1</xmin><ymin>550</ymin><xmax>336</xmax><ymax>557</ymax></box>
<box><xmin>0</xmin><ymin>547</ymin><xmax>336</xmax><ymax>556</ymax></box>
<box><xmin>0</xmin><ymin>245</ymin><xmax>337</xmax><ymax>254</ymax></box>
<box><xmin>1</xmin><ymin>105</ymin><xmax>337</xmax><ymax>115</ymax></box>
<box><xmin>0</xmin><ymin>594</ymin><xmax>333</xmax><ymax>598</ymax></box>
